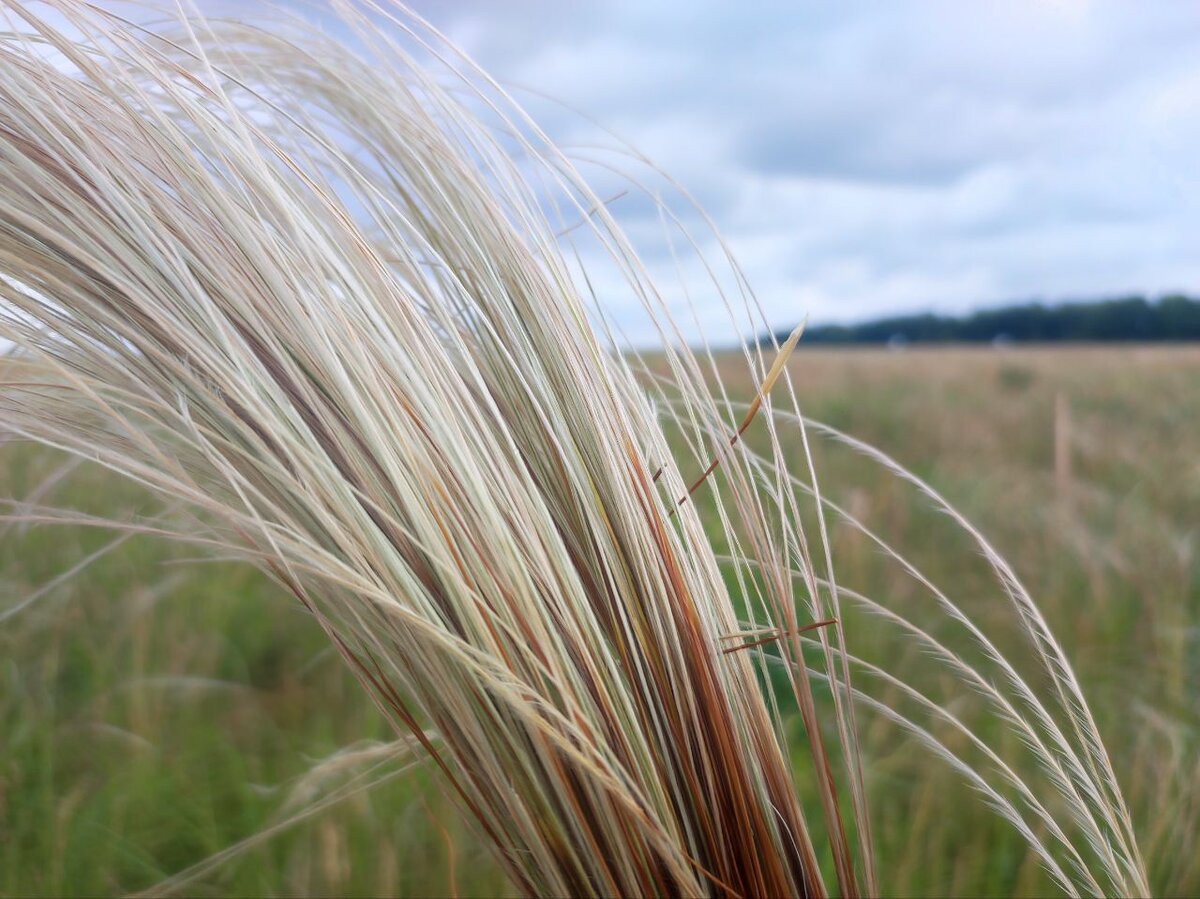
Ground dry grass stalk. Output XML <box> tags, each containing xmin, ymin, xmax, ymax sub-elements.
<box><xmin>0</xmin><ymin>3</ymin><xmax>1148</xmax><ymax>897</ymax></box>
<box><xmin>1056</xmin><ymin>391</ymin><xmax>1074</xmax><ymax>502</ymax></box>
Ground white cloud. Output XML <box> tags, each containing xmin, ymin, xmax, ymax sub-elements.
<box><xmin>401</xmin><ymin>0</ymin><xmax>1200</xmax><ymax>331</ymax></box>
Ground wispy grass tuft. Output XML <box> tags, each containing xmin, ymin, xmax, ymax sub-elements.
<box><xmin>0</xmin><ymin>3</ymin><xmax>1148</xmax><ymax>896</ymax></box>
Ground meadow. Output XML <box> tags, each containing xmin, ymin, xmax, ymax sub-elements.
<box><xmin>3</xmin><ymin>344</ymin><xmax>1196</xmax><ymax>898</ymax></box>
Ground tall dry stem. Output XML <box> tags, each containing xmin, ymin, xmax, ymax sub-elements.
<box><xmin>0</xmin><ymin>3</ymin><xmax>1148</xmax><ymax>897</ymax></box>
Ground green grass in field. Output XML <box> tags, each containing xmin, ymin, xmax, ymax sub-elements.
<box><xmin>3</xmin><ymin>346</ymin><xmax>1198</xmax><ymax>897</ymax></box>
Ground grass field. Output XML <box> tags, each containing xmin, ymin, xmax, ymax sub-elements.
<box><xmin>3</xmin><ymin>345</ymin><xmax>1198</xmax><ymax>898</ymax></box>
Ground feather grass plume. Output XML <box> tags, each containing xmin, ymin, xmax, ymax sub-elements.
<box><xmin>0</xmin><ymin>2</ymin><xmax>1149</xmax><ymax>896</ymax></box>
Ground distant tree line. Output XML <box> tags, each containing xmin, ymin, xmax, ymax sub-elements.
<box><xmin>771</xmin><ymin>294</ymin><xmax>1200</xmax><ymax>345</ymax></box>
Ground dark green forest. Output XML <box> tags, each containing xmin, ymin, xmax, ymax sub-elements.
<box><xmin>775</xmin><ymin>294</ymin><xmax>1200</xmax><ymax>345</ymax></box>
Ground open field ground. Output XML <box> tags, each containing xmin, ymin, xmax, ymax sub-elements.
<box><xmin>3</xmin><ymin>345</ymin><xmax>1198</xmax><ymax>897</ymax></box>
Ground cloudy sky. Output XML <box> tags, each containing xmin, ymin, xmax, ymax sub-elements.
<box><xmin>378</xmin><ymin>0</ymin><xmax>1200</xmax><ymax>331</ymax></box>
<box><xmin>83</xmin><ymin>0</ymin><xmax>1200</xmax><ymax>336</ymax></box>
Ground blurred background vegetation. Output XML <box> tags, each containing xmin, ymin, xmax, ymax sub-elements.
<box><xmin>782</xmin><ymin>295</ymin><xmax>1200</xmax><ymax>346</ymax></box>
<box><xmin>3</xmin><ymin>345</ymin><xmax>1198</xmax><ymax>897</ymax></box>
